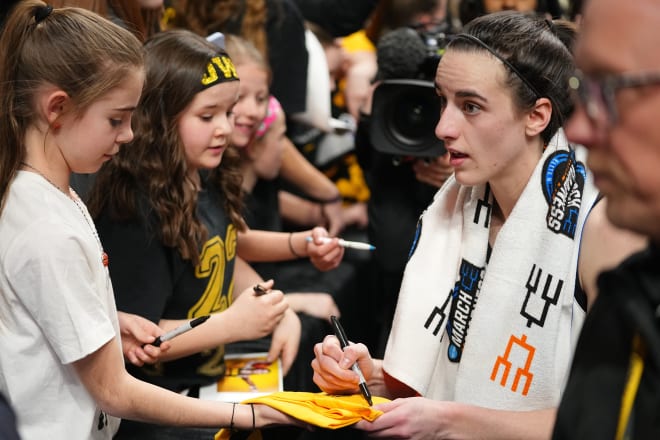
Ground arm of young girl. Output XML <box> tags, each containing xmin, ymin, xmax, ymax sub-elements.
<box><xmin>151</xmin><ymin>285</ymin><xmax>288</xmax><ymax>362</ymax></box>
<box><xmin>237</xmin><ymin>226</ymin><xmax>344</xmax><ymax>271</ymax></box>
<box><xmin>137</xmin><ymin>258</ymin><xmax>288</xmax><ymax>362</ymax></box>
<box><xmin>285</xmin><ymin>292</ymin><xmax>341</xmax><ymax>322</ymax></box>
<box><xmin>74</xmin><ymin>336</ymin><xmax>302</xmax><ymax>429</ymax></box>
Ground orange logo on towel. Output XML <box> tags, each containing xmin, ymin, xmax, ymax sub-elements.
<box><xmin>490</xmin><ymin>334</ymin><xmax>536</xmax><ymax>396</ymax></box>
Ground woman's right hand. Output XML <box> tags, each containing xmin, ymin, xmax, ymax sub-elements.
<box><xmin>311</xmin><ymin>334</ymin><xmax>375</xmax><ymax>395</ymax></box>
<box><xmin>227</xmin><ymin>279</ymin><xmax>288</xmax><ymax>340</ymax></box>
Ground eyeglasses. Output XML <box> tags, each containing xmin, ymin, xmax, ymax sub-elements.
<box><xmin>569</xmin><ymin>69</ymin><xmax>660</xmax><ymax>126</ymax></box>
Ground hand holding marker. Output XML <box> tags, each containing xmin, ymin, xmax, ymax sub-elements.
<box><xmin>151</xmin><ymin>284</ymin><xmax>268</xmax><ymax>347</ymax></box>
<box><xmin>331</xmin><ymin>315</ymin><xmax>373</xmax><ymax>406</ymax></box>
<box><xmin>151</xmin><ymin>315</ymin><xmax>210</xmax><ymax>347</ymax></box>
<box><xmin>305</xmin><ymin>236</ymin><xmax>375</xmax><ymax>251</ymax></box>
<box><xmin>253</xmin><ymin>284</ymin><xmax>268</xmax><ymax>296</ymax></box>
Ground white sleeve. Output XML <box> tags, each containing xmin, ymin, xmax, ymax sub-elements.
<box><xmin>5</xmin><ymin>218</ymin><xmax>116</xmax><ymax>364</ymax></box>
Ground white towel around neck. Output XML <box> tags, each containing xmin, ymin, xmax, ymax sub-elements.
<box><xmin>383</xmin><ymin>130</ymin><xmax>598</xmax><ymax>410</ymax></box>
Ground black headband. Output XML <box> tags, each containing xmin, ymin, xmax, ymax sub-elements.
<box><xmin>200</xmin><ymin>55</ymin><xmax>239</xmax><ymax>89</ymax></box>
<box><xmin>452</xmin><ymin>33</ymin><xmax>542</xmax><ymax>99</ymax></box>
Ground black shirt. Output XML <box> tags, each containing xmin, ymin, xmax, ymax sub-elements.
<box><xmin>97</xmin><ymin>184</ymin><xmax>236</xmax><ymax>391</ymax></box>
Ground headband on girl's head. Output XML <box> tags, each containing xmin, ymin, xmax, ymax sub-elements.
<box><xmin>256</xmin><ymin>96</ymin><xmax>282</xmax><ymax>138</ymax></box>
<box><xmin>451</xmin><ymin>33</ymin><xmax>542</xmax><ymax>99</ymax></box>
<box><xmin>201</xmin><ymin>55</ymin><xmax>239</xmax><ymax>89</ymax></box>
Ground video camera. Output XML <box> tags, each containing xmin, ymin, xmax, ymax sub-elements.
<box><xmin>369</xmin><ymin>26</ymin><xmax>452</xmax><ymax>158</ymax></box>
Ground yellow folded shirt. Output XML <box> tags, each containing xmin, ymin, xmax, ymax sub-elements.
<box><xmin>216</xmin><ymin>391</ymin><xmax>390</xmax><ymax>439</ymax></box>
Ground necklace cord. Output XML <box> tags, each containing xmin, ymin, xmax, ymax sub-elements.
<box><xmin>19</xmin><ymin>162</ymin><xmax>109</xmax><ymax>267</ymax></box>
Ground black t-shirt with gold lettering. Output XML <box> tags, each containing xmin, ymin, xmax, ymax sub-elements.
<box><xmin>96</xmin><ymin>182</ymin><xmax>236</xmax><ymax>392</ymax></box>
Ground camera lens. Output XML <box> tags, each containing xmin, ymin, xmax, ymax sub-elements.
<box><xmin>370</xmin><ymin>79</ymin><xmax>446</xmax><ymax>157</ymax></box>
<box><xmin>390</xmin><ymin>89</ymin><xmax>439</xmax><ymax>146</ymax></box>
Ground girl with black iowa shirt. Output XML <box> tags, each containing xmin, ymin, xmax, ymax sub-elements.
<box><xmin>87</xmin><ymin>29</ymin><xmax>343</xmax><ymax>439</ymax></box>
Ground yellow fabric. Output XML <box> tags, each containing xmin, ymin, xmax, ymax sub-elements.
<box><xmin>334</xmin><ymin>30</ymin><xmax>375</xmax><ymax>109</ymax></box>
<box><xmin>340</xmin><ymin>30</ymin><xmax>375</xmax><ymax>53</ymax></box>
<box><xmin>215</xmin><ymin>391</ymin><xmax>390</xmax><ymax>439</ymax></box>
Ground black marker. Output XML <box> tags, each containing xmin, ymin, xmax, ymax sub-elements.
<box><xmin>330</xmin><ymin>315</ymin><xmax>373</xmax><ymax>406</ymax></box>
<box><xmin>151</xmin><ymin>315</ymin><xmax>210</xmax><ymax>347</ymax></box>
<box><xmin>253</xmin><ymin>284</ymin><xmax>268</xmax><ymax>296</ymax></box>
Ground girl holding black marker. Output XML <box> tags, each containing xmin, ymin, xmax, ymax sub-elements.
<box><xmin>86</xmin><ymin>28</ymin><xmax>342</xmax><ymax>439</ymax></box>
<box><xmin>0</xmin><ymin>2</ymin><xmax>300</xmax><ymax>439</ymax></box>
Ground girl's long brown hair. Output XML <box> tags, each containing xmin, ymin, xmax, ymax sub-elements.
<box><xmin>50</xmin><ymin>0</ymin><xmax>162</xmax><ymax>41</ymax></box>
<box><xmin>167</xmin><ymin>0</ymin><xmax>268</xmax><ymax>60</ymax></box>
<box><xmin>87</xmin><ymin>30</ymin><xmax>245</xmax><ymax>265</ymax></box>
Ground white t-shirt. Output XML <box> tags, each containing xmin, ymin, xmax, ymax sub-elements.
<box><xmin>0</xmin><ymin>172</ymin><xmax>121</xmax><ymax>439</ymax></box>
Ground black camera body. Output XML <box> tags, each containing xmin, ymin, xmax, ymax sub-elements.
<box><xmin>370</xmin><ymin>79</ymin><xmax>444</xmax><ymax>157</ymax></box>
<box><xmin>369</xmin><ymin>28</ymin><xmax>451</xmax><ymax>158</ymax></box>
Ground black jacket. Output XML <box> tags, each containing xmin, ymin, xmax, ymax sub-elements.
<box><xmin>293</xmin><ymin>0</ymin><xmax>377</xmax><ymax>37</ymax></box>
<box><xmin>553</xmin><ymin>245</ymin><xmax>660</xmax><ymax>439</ymax></box>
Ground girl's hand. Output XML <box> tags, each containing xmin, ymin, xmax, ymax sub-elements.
<box><xmin>117</xmin><ymin>311</ymin><xmax>171</xmax><ymax>366</ymax></box>
<box><xmin>227</xmin><ymin>279</ymin><xmax>288</xmax><ymax>340</ymax></box>
<box><xmin>267</xmin><ymin>308</ymin><xmax>301</xmax><ymax>375</ymax></box>
<box><xmin>306</xmin><ymin>227</ymin><xmax>344</xmax><ymax>271</ymax></box>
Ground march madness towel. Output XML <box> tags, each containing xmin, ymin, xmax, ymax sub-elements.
<box><xmin>384</xmin><ymin>130</ymin><xmax>598</xmax><ymax>410</ymax></box>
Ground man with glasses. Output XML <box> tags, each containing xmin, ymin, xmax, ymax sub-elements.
<box><xmin>553</xmin><ymin>0</ymin><xmax>660</xmax><ymax>439</ymax></box>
